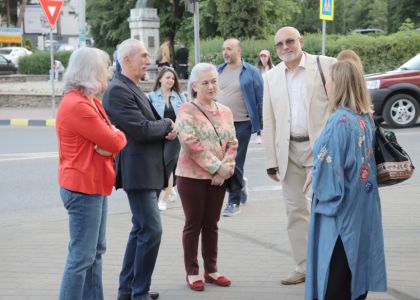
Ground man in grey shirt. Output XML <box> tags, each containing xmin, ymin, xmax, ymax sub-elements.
<box><xmin>217</xmin><ymin>38</ymin><xmax>263</xmax><ymax>217</ymax></box>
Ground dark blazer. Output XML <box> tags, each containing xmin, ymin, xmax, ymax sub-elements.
<box><xmin>102</xmin><ymin>72</ymin><xmax>172</xmax><ymax>191</ymax></box>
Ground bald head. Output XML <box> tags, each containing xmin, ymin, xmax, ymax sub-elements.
<box><xmin>225</xmin><ymin>38</ymin><xmax>241</xmax><ymax>49</ymax></box>
<box><xmin>222</xmin><ymin>38</ymin><xmax>242</xmax><ymax>66</ymax></box>
<box><xmin>274</xmin><ymin>26</ymin><xmax>304</xmax><ymax>68</ymax></box>
<box><xmin>274</xmin><ymin>26</ymin><xmax>301</xmax><ymax>42</ymax></box>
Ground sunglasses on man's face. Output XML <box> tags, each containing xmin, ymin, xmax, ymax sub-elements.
<box><xmin>275</xmin><ymin>38</ymin><xmax>297</xmax><ymax>49</ymax></box>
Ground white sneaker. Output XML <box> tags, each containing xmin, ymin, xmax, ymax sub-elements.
<box><xmin>169</xmin><ymin>189</ymin><xmax>177</xmax><ymax>202</ymax></box>
<box><xmin>158</xmin><ymin>200</ymin><xmax>167</xmax><ymax>211</ymax></box>
<box><xmin>255</xmin><ymin>135</ymin><xmax>262</xmax><ymax>144</ymax></box>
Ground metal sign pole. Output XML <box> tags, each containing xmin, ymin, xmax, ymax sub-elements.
<box><xmin>321</xmin><ymin>20</ymin><xmax>326</xmax><ymax>55</ymax></box>
<box><xmin>78</xmin><ymin>0</ymin><xmax>86</xmax><ymax>47</ymax></box>
<box><xmin>50</xmin><ymin>28</ymin><xmax>55</xmax><ymax>117</ymax></box>
<box><xmin>193</xmin><ymin>0</ymin><xmax>200</xmax><ymax>64</ymax></box>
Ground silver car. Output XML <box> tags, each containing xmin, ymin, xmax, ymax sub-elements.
<box><xmin>0</xmin><ymin>47</ymin><xmax>32</xmax><ymax>66</ymax></box>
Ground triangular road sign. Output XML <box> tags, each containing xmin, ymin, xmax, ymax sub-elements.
<box><xmin>39</xmin><ymin>0</ymin><xmax>63</xmax><ymax>27</ymax></box>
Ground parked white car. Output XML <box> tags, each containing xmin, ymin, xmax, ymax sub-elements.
<box><xmin>58</xmin><ymin>44</ymin><xmax>75</xmax><ymax>52</ymax></box>
<box><xmin>0</xmin><ymin>47</ymin><xmax>32</xmax><ymax>66</ymax></box>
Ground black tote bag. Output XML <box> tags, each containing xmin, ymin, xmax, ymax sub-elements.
<box><xmin>374</xmin><ymin>123</ymin><xmax>414</xmax><ymax>187</ymax></box>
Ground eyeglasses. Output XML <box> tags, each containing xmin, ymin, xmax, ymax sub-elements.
<box><xmin>275</xmin><ymin>38</ymin><xmax>297</xmax><ymax>49</ymax></box>
<box><xmin>260</xmin><ymin>54</ymin><xmax>268</xmax><ymax>58</ymax></box>
<box><xmin>198</xmin><ymin>79</ymin><xmax>218</xmax><ymax>87</ymax></box>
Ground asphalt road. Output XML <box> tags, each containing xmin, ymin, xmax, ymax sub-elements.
<box><xmin>0</xmin><ymin>126</ymin><xmax>419</xmax><ymax>300</ymax></box>
<box><xmin>0</xmin><ymin>125</ymin><xmax>419</xmax><ymax>219</ymax></box>
<box><xmin>0</xmin><ymin>127</ymin><xmax>278</xmax><ymax>221</ymax></box>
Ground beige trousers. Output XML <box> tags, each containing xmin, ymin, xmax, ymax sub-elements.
<box><xmin>281</xmin><ymin>140</ymin><xmax>312</xmax><ymax>274</ymax></box>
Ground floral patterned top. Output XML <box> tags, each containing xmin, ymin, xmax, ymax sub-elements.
<box><xmin>305</xmin><ymin>108</ymin><xmax>386</xmax><ymax>299</ymax></box>
<box><xmin>175</xmin><ymin>100</ymin><xmax>238</xmax><ymax>179</ymax></box>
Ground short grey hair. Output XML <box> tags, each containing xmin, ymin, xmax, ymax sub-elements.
<box><xmin>187</xmin><ymin>63</ymin><xmax>218</xmax><ymax>100</ymax></box>
<box><xmin>63</xmin><ymin>47</ymin><xmax>110</xmax><ymax>96</ymax></box>
<box><xmin>118</xmin><ymin>38</ymin><xmax>144</xmax><ymax>69</ymax></box>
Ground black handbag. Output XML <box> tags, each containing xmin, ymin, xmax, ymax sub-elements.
<box><xmin>191</xmin><ymin>102</ymin><xmax>244</xmax><ymax>192</ymax></box>
<box><xmin>374</xmin><ymin>122</ymin><xmax>414</xmax><ymax>187</ymax></box>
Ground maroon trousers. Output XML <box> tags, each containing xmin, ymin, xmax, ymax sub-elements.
<box><xmin>177</xmin><ymin>176</ymin><xmax>226</xmax><ymax>275</ymax></box>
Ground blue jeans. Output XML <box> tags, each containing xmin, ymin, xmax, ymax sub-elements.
<box><xmin>228</xmin><ymin>121</ymin><xmax>252</xmax><ymax>206</ymax></box>
<box><xmin>118</xmin><ymin>189</ymin><xmax>162</xmax><ymax>300</ymax></box>
<box><xmin>59</xmin><ymin>187</ymin><xmax>107</xmax><ymax>300</ymax></box>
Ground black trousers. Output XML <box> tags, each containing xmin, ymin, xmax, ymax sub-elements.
<box><xmin>316</xmin><ymin>237</ymin><xmax>368</xmax><ymax>300</ymax></box>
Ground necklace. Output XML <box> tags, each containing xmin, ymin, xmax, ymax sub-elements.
<box><xmin>198</xmin><ymin>100</ymin><xmax>218</xmax><ymax>115</ymax></box>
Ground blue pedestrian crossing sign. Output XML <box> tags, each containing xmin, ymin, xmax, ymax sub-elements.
<box><xmin>320</xmin><ymin>0</ymin><xmax>334</xmax><ymax>20</ymax></box>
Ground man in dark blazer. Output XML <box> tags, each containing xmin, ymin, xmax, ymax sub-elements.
<box><xmin>103</xmin><ymin>38</ymin><xmax>177</xmax><ymax>300</ymax></box>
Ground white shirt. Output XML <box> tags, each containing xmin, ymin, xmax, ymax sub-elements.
<box><xmin>285</xmin><ymin>54</ymin><xmax>308</xmax><ymax>136</ymax></box>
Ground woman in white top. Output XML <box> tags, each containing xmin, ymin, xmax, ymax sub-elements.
<box><xmin>149</xmin><ymin>67</ymin><xmax>186</xmax><ymax>210</ymax></box>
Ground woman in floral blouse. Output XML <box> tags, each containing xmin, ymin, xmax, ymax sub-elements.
<box><xmin>175</xmin><ymin>63</ymin><xmax>238</xmax><ymax>291</ymax></box>
<box><xmin>304</xmin><ymin>60</ymin><xmax>386</xmax><ymax>300</ymax></box>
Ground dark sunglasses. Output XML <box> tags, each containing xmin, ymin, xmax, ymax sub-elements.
<box><xmin>275</xmin><ymin>38</ymin><xmax>297</xmax><ymax>49</ymax></box>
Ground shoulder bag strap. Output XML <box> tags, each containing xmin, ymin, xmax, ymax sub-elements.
<box><xmin>190</xmin><ymin>102</ymin><xmax>223</xmax><ymax>147</ymax></box>
<box><xmin>316</xmin><ymin>56</ymin><xmax>328</xmax><ymax>96</ymax></box>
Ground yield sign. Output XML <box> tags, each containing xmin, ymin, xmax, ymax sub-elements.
<box><xmin>39</xmin><ymin>0</ymin><xmax>63</xmax><ymax>27</ymax></box>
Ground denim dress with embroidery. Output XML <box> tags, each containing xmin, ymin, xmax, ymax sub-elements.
<box><xmin>305</xmin><ymin>108</ymin><xmax>387</xmax><ymax>300</ymax></box>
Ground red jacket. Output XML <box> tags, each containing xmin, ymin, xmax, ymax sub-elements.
<box><xmin>56</xmin><ymin>90</ymin><xmax>127</xmax><ymax>195</ymax></box>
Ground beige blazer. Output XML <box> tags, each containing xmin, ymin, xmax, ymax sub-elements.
<box><xmin>263</xmin><ymin>53</ymin><xmax>336</xmax><ymax>180</ymax></box>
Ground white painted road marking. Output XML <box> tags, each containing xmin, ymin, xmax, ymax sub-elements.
<box><xmin>0</xmin><ymin>152</ymin><xmax>58</xmax><ymax>162</ymax></box>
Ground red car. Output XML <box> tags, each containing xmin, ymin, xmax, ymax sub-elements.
<box><xmin>366</xmin><ymin>54</ymin><xmax>420</xmax><ymax>128</ymax></box>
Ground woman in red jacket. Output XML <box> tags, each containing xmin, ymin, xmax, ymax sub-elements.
<box><xmin>56</xmin><ymin>47</ymin><xmax>127</xmax><ymax>300</ymax></box>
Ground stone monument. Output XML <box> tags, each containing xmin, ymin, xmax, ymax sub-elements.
<box><xmin>129</xmin><ymin>0</ymin><xmax>160</xmax><ymax>79</ymax></box>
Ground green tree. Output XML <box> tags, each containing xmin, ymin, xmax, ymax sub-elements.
<box><xmin>368</xmin><ymin>0</ymin><xmax>388</xmax><ymax>31</ymax></box>
<box><xmin>290</xmin><ymin>0</ymin><xmax>321</xmax><ymax>34</ymax></box>
<box><xmin>264</xmin><ymin>0</ymin><xmax>300</xmax><ymax>35</ymax></box>
<box><xmin>328</xmin><ymin>0</ymin><xmax>348</xmax><ymax>34</ymax></box>
<box><xmin>0</xmin><ymin>0</ymin><xmax>20</xmax><ymax>26</ymax></box>
<box><xmin>388</xmin><ymin>0</ymin><xmax>420</xmax><ymax>33</ymax></box>
<box><xmin>199</xmin><ymin>0</ymin><xmax>220</xmax><ymax>39</ymax></box>
<box><xmin>86</xmin><ymin>0</ymin><xmax>135</xmax><ymax>54</ymax></box>
<box><xmin>398</xmin><ymin>18</ymin><xmax>415</xmax><ymax>31</ymax></box>
<box><xmin>347</xmin><ymin>0</ymin><xmax>369</xmax><ymax>31</ymax></box>
<box><xmin>216</xmin><ymin>0</ymin><xmax>268</xmax><ymax>39</ymax></box>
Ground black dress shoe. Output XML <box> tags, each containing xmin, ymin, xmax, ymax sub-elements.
<box><xmin>119</xmin><ymin>291</ymin><xmax>159</xmax><ymax>300</ymax></box>
<box><xmin>138</xmin><ymin>292</ymin><xmax>159</xmax><ymax>300</ymax></box>
<box><xmin>117</xmin><ymin>294</ymin><xmax>131</xmax><ymax>300</ymax></box>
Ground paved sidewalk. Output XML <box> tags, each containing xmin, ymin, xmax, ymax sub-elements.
<box><xmin>0</xmin><ymin>107</ymin><xmax>54</xmax><ymax>119</ymax></box>
<box><xmin>0</xmin><ymin>80</ymin><xmax>63</xmax><ymax>95</ymax></box>
<box><xmin>0</xmin><ymin>81</ymin><xmax>61</xmax><ymax>125</ymax></box>
<box><xmin>0</xmin><ymin>182</ymin><xmax>419</xmax><ymax>300</ymax></box>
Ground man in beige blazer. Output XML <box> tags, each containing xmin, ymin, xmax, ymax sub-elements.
<box><xmin>263</xmin><ymin>26</ymin><xmax>336</xmax><ymax>285</ymax></box>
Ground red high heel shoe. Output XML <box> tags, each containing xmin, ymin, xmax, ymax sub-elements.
<box><xmin>186</xmin><ymin>275</ymin><xmax>205</xmax><ymax>291</ymax></box>
<box><xmin>204</xmin><ymin>273</ymin><xmax>231</xmax><ymax>286</ymax></box>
